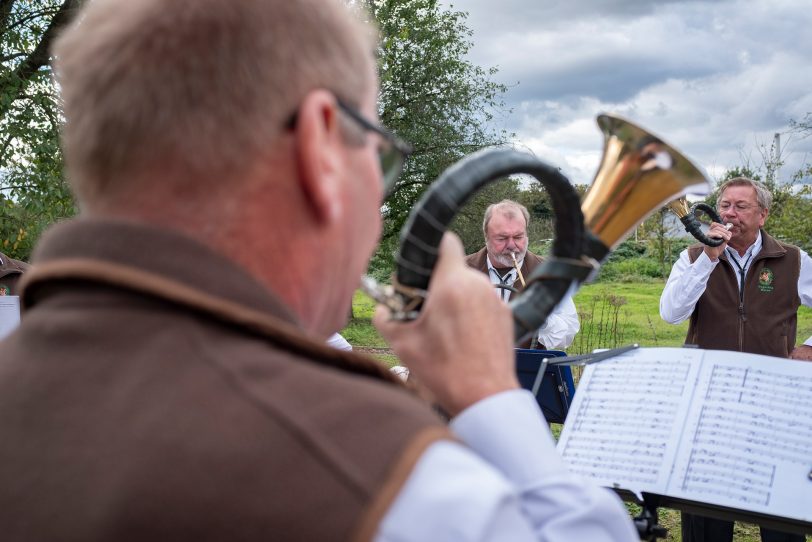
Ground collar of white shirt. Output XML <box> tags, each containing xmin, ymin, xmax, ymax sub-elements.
<box><xmin>486</xmin><ymin>255</ymin><xmax>520</xmax><ymax>284</ymax></box>
<box><xmin>726</xmin><ymin>230</ymin><xmax>762</xmax><ymax>267</ymax></box>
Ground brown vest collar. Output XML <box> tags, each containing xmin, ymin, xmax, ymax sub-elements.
<box><xmin>22</xmin><ymin>258</ymin><xmax>403</xmax><ymax>385</ymax></box>
<box><xmin>23</xmin><ymin>219</ymin><xmax>403</xmax><ymax>386</ymax></box>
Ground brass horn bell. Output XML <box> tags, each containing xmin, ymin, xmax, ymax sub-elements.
<box><xmin>581</xmin><ymin>114</ymin><xmax>711</xmax><ymax>259</ymax></box>
<box><xmin>666</xmin><ymin>197</ymin><xmax>726</xmax><ymax>247</ymax></box>
<box><xmin>666</xmin><ymin>197</ymin><xmax>693</xmax><ymax>219</ymax></box>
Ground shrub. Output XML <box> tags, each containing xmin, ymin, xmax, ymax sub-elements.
<box><xmin>597</xmin><ymin>256</ymin><xmax>663</xmax><ymax>282</ymax></box>
<box><xmin>607</xmin><ymin>239</ymin><xmax>648</xmax><ymax>261</ymax></box>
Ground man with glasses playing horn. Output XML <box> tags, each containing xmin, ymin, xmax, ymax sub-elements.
<box><xmin>661</xmin><ymin>176</ymin><xmax>812</xmax><ymax>542</ymax></box>
<box><xmin>0</xmin><ymin>0</ymin><xmax>637</xmax><ymax>540</ymax></box>
<box><xmin>466</xmin><ymin>199</ymin><xmax>579</xmax><ymax>350</ymax></box>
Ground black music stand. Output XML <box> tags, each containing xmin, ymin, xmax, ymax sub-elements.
<box><xmin>514</xmin><ymin>348</ymin><xmax>575</xmax><ymax>424</ymax></box>
<box><xmin>615</xmin><ymin>490</ymin><xmax>812</xmax><ymax>540</ymax></box>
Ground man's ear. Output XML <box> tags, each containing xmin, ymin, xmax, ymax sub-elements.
<box><xmin>292</xmin><ymin>90</ymin><xmax>344</xmax><ymax>224</ymax></box>
<box><xmin>760</xmin><ymin>207</ymin><xmax>769</xmax><ymax>227</ymax></box>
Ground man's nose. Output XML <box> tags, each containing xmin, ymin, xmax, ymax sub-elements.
<box><xmin>720</xmin><ymin>208</ymin><xmax>736</xmax><ymax>221</ymax></box>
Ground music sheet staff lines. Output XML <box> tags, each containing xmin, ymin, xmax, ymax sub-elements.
<box><xmin>580</xmin><ymin>361</ymin><xmax>690</xmax><ymax>398</ymax></box>
<box><xmin>675</xmin><ymin>362</ymin><xmax>812</xmax><ymax>507</ymax></box>
<box><xmin>557</xmin><ymin>348</ymin><xmax>812</xmax><ymax>526</ymax></box>
<box><xmin>562</xmin><ymin>434</ymin><xmax>664</xmax><ymax>485</ymax></box>
<box><xmin>559</xmin><ymin>355</ymin><xmax>695</xmax><ymax>489</ymax></box>
<box><xmin>680</xmin><ymin>438</ymin><xmax>774</xmax><ymax>505</ymax></box>
<box><xmin>690</xmin><ymin>408</ymin><xmax>811</xmax><ymax>464</ymax></box>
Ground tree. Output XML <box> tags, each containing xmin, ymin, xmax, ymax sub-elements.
<box><xmin>710</xmin><ymin>147</ymin><xmax>812</xmax><ymax>253</ymax></box>
<box><xmin>0</xmin><ymin>0</ymin><xmax>82</xmax><ymax>260</ymax></box>
<box><xmin>0</xmin><ymin>0</ymin><xmax>510</xmax><ymax>265</ymax></box>
<box><xmin>701</xmin><ymin>165</ymin><xmax>761</xmax><ymax>208</ymax></box>
<box><xmin>789</xmin><ymin>112</ymin><xmax>812</xmax><ymax>136</ymax></box>
<box><xmin>777</xmin><ymin>113</ymin><xmax>812</xmax><ymax>250</ymax></box>
<box><xmin>514</xmin><ymin>182</ymin><xmax>555</xmax><ymax>252</ymax></box>
<box><xmin>363</xmin><ymin>0</ymin><xmax>511</xmax><ymax>275</ymax></box>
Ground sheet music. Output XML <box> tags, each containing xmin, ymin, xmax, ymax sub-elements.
<box><xmin>667</xmin><ymin>352</ymin><xmax>812</xmax><ymax>522</ymax></box>
<box><xmin>0</xmin><ymin>295</ymin><xmax>20</xmax><ymax>340</ymax></box>
<box><xmin>557</xmin><ymin>347</ymin><xmax>812</xmax><ymax>525</ymax></box>
<box><xmin>557</xmin><ymin>347</ymin><xmax>703</xmax><ymax>494</ymax></box>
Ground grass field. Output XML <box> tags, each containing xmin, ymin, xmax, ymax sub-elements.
<box><xmin>572</xmin><ymin>282</ymin><xmax>812</xmax><ymax>354</ymax></box>
<box><xmin>340</xmin><ymin>281</ymin><xmax>812</xmax><ymax>542</ymax></box>
<box><xmin>342</xmin><ymin>281</ymin><xmax>812</xmax><ymax>357</ymax></box>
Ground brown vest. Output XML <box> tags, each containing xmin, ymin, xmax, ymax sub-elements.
<box><xmin>465</xmin><ymin>247</ymin><xmax>544</xmax><ymax>348</ymax></box>
<box><xmin>685</xmin><ymin>231</ymin><xmax>801</xmax><ymax>357</ymax></box>
<box><xmin>0</xmin><ymin>252</ymin><xmax>29</xmax><ymax>296</ymax></box>
<box><xmin>0</xmin><ymin>219</ymin><xmax>449</xmax><ymax>542</ymax></box>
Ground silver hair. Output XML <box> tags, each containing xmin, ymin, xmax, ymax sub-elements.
<box><xmin>717</xmin><ymin>177</ymin><xmax>772</xmax><ymax>210</ymax></box>
<box><xmin>482</xmin><ymin>199</ymin><xmax>530</xmax><ymax>238</ymax></box>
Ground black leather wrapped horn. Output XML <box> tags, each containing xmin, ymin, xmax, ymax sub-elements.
<box><xmin>666</xmin><ymin>198</ymin><xmax>726</xmax><ymax>247</ymax></box>
<box><xmin>394</xmin><ymin>148</ymin><xmax>592</xmax><ymax>345</ymax></box>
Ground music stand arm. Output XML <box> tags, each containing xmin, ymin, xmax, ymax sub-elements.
<box><xmin>543</xmin><ymin>343</ymin><xmax>640</xmax><ymax>367</ymax></box>
<box><xmin>530</xmin><ymin>357</ymin><xmax>549</xmax><ymax>397</ymax></box>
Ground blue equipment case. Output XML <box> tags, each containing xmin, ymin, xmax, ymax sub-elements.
<box><xmin>514</xmin><ymin>348</ymin><xmax>576</xmax><ymax>424</ymax></box>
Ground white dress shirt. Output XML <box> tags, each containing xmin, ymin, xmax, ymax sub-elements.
<box><xmin>660</xmin><ymin>232</ymin><xmax>812</xmax><ymax>346</ymax></box>
<box><xmin>374</xmin><ymin>390</ymin><xmax>638</xmax><ymax>541</ymax></box>
<box><xmin>326</xmin><ymin>332</ymin><xmax>353</xmax><ymax>351</ymax></box>
<box><xmin>486</xmin><ymin>256</ymin><xmax>580</xmax><ymax>349</ymax></box>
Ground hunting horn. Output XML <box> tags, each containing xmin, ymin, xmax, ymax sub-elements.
<box><xmin>365</xmin><ymin>113</ymin><xmax>711</xmax><ymax>345</ymax></box>
<box><xmin>666</xmin><ymin>197</ymin><xmax>726</xmax><ymax>247</ymax></box>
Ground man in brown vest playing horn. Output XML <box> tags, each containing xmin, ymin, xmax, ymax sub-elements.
<box><xmin>661</xmin><ymin>177</ymin><xmax>812</xmax><ymax>542</ymax></box>
<box><xmin>465</xmin><ymin>199</ymin><xmax>579</xmax><ymax>350</ymax></box>
<box><xmin>0</xmin><ymin>0</ymin><xmax>636</xmax><ymax>541</ymax></box>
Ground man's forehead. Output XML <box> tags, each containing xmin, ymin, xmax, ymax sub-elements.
<box><xmin>488</xmin><ymin>212</ymin><xmax>526</xmax><ymax>233</ymax></box>
<box><xmin>720</xmin><ymin>185</ymin><xmax>757</xmax><ymax>201</ymax></box>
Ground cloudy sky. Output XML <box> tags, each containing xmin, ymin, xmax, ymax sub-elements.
<box><xmin>438</xmin><ymin>0</ymin><xmax>812</xmax><ymax>189</ymax></box>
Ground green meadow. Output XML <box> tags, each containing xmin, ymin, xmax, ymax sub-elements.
<box><xmin>342</xmin><ymin>281</ymin><xmax>812</xmax><ymax>358</ymax></box>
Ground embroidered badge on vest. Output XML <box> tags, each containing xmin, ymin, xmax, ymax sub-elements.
<box><xmin>758</xmin><ymin>267</ymin><xmax>774</xmax><ymax>292</ymax></box>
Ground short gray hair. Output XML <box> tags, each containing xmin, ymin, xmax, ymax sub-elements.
<box><xmin>717</xmin><ymin>177</ymin><xmax>772</xmax><ymax>210</ymax></box>
<box><xmin>53</xmin><ymin>0</ymin><xmax>376</xmax><ymax>208</ymax></box>
<box><xmin>482</xmin><ymin>200</ymin><xmax>530</xmax><ymax>237</ymax></box>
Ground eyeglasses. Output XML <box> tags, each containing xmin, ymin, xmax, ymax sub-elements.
<box><xmin>718</xmin><ymin>202</ymin><xmax>757</xmax><ymax>213</ymax></box>
<box><xmin>284</xmin><ymin>96</ymin><xmax>412</xmax><ymax>197</ymax></box>
<box><xmin>334</xmin><ymin>98</ymin><xmax>412</xmax><ymax>197</ymax></box>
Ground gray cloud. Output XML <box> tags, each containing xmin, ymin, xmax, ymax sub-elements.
<box><xmin>438</xmin><ymin>0</ymin><xmax>812</xmax><ymax>186</ymax></box>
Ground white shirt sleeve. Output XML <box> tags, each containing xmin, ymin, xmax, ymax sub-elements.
<box><xmin>659</xmin><ymin>248</ymin><xmax>718</xmax><ymax>324</ymax></box>
<box><xmin>326</xmin><ymin>332</ymin><xmax>352</xmax><ymax>351</ymax></box>
<box><xmin>799</xmin><ymin>249</ymin><xmax>812</xmax><ymax>346</ymax></box>
<box><xmin>374</xmin><ymin>390</ymin><xmax>638</xmax><ymax>542</ymax></box>
<box><xmin>537</xmin><ymin>293</ymin><xmax>579</xmax><ymax>350</ymax></box>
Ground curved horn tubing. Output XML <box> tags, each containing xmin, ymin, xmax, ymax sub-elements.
<box><xmin>681</xmin><ymin>202</ymin><xmax>725</xmax><ymax>247</ymax></box>
<box><xmin>394</xmin><ymin>148</ymin><xmax>587</xmax><ymax>344</ymax></box>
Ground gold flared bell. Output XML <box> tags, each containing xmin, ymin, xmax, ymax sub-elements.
<box><xmin>581</xmin><ymin>114</ymin><xmax>711</xmax><ymax>251</ymax></box>
<box><xmin>666</xmin><ymin>197</ymin><xmax>692</xmax><ymax>219</ymax></box>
